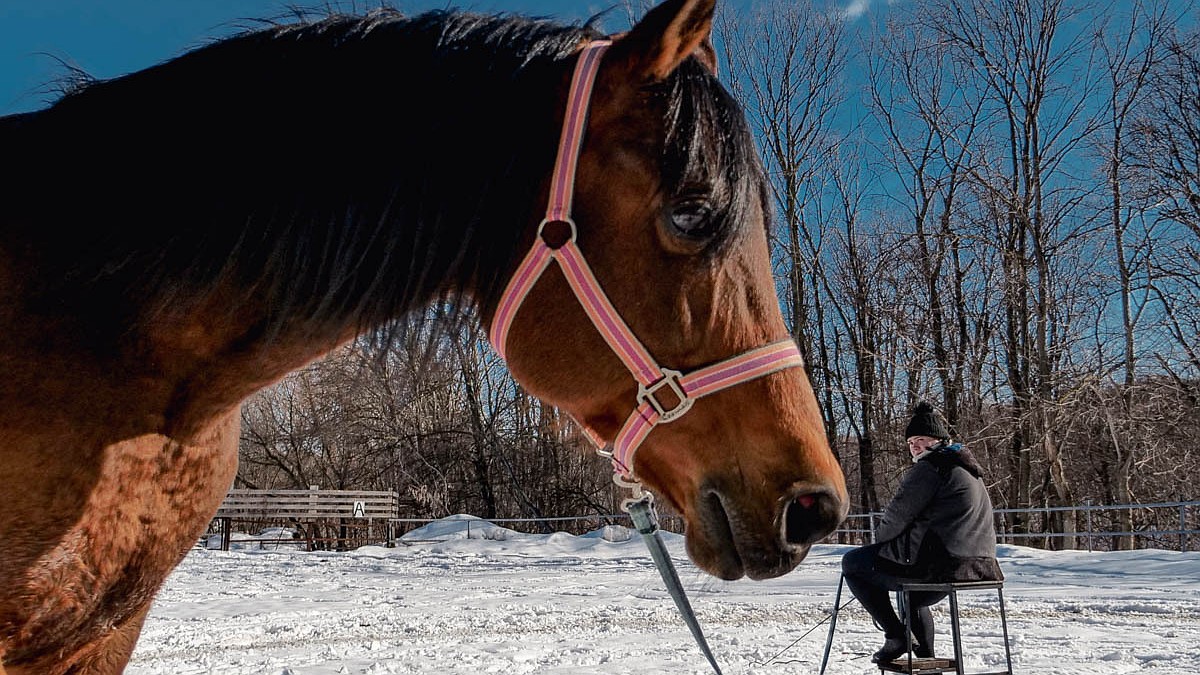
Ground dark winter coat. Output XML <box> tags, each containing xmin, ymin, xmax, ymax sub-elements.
<box><xmin>876</xmin><ymin>444</ymin><xmax>1004</xmax><ymax>582</ymax></box>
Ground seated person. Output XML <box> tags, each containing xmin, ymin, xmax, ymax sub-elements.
<box><xmin>842</xmin><ymin>401</ymin><xmax>1003</xmax><ymax>663</ymax></box>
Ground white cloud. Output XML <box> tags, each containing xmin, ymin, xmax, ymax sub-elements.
<box><xmin>839</xmin><ymin>0</ymin><xmax>901</xmax><ymax>21</ymax></box>
<box><xmin>841</xmin><ymin>0</ymin><xmax>872</xmax><ymax>20</ymax></box>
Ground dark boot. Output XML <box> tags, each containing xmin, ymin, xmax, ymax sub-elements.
<box><xmin>912</xmin><ymin>605</ymin><xmax>935</xmax><ymax>657</ymax></box>
<box><xmin>902</xmin><ymin>592</ymin><xmax>944</xmax><ymax>658</ymax></box>
<box><xmin>871</xmin><ymin>635</ymin><xmax>915</xmax><ymax>663</ymax></box>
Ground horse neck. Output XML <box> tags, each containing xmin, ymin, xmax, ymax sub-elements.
<box><xmin>1</xmin><ymin>15</ymin><xmax>574</xmax><ymax>437</ymax></box>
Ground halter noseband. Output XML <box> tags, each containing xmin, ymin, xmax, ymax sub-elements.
<box><xmin>489</xmin><ymin>41</ymin><xmax>805</xmax><ymax>490</ymax></box>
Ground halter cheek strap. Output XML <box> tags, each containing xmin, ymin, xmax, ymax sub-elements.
<box><xmin>489</xmin><ymin>41</ymin><xmax>805</xmax><ymax>486</ymax></box>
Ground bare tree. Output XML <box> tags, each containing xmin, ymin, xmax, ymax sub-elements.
<box><xmin>917</xmin><ymin>0</ymin><xmax>1105</xmax><ymax>544</ymax></box>
<box><xmin>865</xmin><ymin>7</ymin><xmax>997</xmax><ymax>441</ymax></box>
<box><xmin>239</xmin><ymin>320</ymin><xmax>618</xmax><ymax>526</ymax></box>
<box><xmin>1131</xmin><ymin>19</ymin><xmax>1200</xmax><ymax>381</ymax></box>
<box><xmin>829</xmin><ymin>154</ymin><xmax>899</xmax><ymax>514</ymax></box>
<box><xmin>716</xmin><ymin>0</ymin><xmax>849</xmax><ymax>459</ymax></box>
<box><xmin>1089</xmin><ymin>0</ymin><xmax>1182</xmax><ymax>546</ymax></box>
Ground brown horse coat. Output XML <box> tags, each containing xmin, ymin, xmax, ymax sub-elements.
<box><xmin>0</xmin><ymin>2</ymin><xmax>846</xmax><ymax>672</ymax></box>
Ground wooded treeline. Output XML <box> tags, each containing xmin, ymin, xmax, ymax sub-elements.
<box><xmin>237</xmin><ymin>0</ymin><xmax>1200</xmax><ymax>544</ymax></box>
<box><xmin>238</xmin><ymin>325</ymin><xmax>617</xmax><ymax>523</ymax></box>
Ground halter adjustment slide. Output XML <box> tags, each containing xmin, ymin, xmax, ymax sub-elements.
<box><xmin>638</xmin><ymin>368</ymin><xmax>693</xmax><ymax>423</ymax></box>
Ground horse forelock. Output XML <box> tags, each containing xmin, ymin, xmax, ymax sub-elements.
<box><xmin>657</xmin><ymin>57</ymin><xmax>772</xmax><ymax>253</ymax></box>
<box><xmin>5</xmin><ymin>10</ymin><xmax>604</xmax><ymax>348</ymax></box>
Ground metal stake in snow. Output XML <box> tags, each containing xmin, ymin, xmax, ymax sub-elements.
<box><xmin>624</xmin><ymin>494</ymin><xmax>724</xmax><ymax>675</ymax></box>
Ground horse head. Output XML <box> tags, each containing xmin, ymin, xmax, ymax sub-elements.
<box><xmin>493</xmin><ymin>0</ymin><xmax>848</xmax><ymax>581</ymax></box>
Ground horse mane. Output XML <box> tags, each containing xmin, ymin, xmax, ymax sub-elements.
<box><xmin>0</xmin><ymin>8</ymin><xmax>765</xmax><ymax>350</ymax></box>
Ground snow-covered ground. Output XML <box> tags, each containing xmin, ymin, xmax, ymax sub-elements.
<box><xmin>128</xmin><ymin>515</ymin><xmax>1200</xmax><ymax>674</ymax></box>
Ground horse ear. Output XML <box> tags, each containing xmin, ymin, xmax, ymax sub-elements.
<box><xmin>611</xmin><ymin>0</ymin><xmax>717</xmax><ymax>82</ymax></box>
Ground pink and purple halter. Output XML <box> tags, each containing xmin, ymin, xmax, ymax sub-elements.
<box><xmin>489</xmin><ymin>41</ymin><xmax>805</xmax><ymax>490</ymax></box>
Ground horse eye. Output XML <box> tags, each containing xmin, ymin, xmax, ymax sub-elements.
<box><xmin>669</xmin><ymin>202</ymin><xmax>716</xmax><ymax>239</ymax></box>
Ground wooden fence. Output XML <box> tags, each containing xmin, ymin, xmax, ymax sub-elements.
<box><xmin>208</xmin><ymin>488</ymin><xmax>399</xmax><ymax>551</ymax></box>
<box><xmin>208</xmin><ymin>493</ymin><xmax>1197</xmax><ymax>553</ymax></box>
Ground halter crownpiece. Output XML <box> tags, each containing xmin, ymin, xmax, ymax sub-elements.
<box><xmin>489</xmin><ymin>40</ymin><xmax>805</xmax><ymax>488</ymax></box>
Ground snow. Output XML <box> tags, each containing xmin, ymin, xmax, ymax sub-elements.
<box><xmin>205</xmin><ymin>527</ymin><xmax>305</xmax><ymax>551</ymax></box>
<box><xmin>128</xmin><ymin>516</ymin><xmax>1200</xmax><ymax>674</ymax></box>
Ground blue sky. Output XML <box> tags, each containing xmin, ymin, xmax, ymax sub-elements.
<box><xmin>0</xmin><ymin>1</ymin><xmax>629</xmax><ymax>115</ymax></box>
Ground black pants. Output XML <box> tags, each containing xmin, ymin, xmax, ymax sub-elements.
<box><xmin>841</xmin><ymin>543</ymin><xmax>947</xmax><ymax>650</ymax></box>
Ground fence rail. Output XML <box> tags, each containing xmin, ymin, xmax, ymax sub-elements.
<box><xmin>215</xmin><ymin>488</ymin><xmax>399</xmax><ymax>520</ymax></box>
<box><xmin>843</xmin><ymin>500</ymin><xmax>1198</xmax><ymax>552</ymax></box>
<box><xmin>387</xmin><ymin>514</ymin><xmax>685</xmax><ymax>541</ymax></box>
<box><xmin>208</xmin><ymin>495</ymin><xmax>1198</xmax><ymax>553</ymax></box>
<box><xmin>387</xmin><ymin>500</ymin><xmax>1198</xmax><ymax>553</ymax></box>
<box><xmin>208</xmin><ymin>488</ymin><xmax>400</xmax><ymax>551</ymax></box>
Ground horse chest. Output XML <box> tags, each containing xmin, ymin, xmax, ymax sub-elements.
<box><xmin>0</xmin><ymin>415</ymin><xmax>238</xmax><ymax>667</ymax></box>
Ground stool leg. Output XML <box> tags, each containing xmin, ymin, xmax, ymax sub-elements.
<box><xmin>949</xmin><ymin>590</ymin><xmax>964</xmax><ymax>675</ymax></box>
<box><xmin>819</xmin><ymin>574</ymin><xmax>844</xmax><ymax>675</ymax></box>
<box><xmin>998</xmin><ymin>587</ymin><xmax>1014</xmax><ymax>675</ymax></box>
<box><xmin>904</xmin><ymin>589</ymin><xmax>914</xmax><ymax>672</ymax></box>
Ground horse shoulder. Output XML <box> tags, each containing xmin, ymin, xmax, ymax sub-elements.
<box><xmin>0</xmin><ymin>410</ymin><xmax>238</xmax><ymax>671</ymax></box>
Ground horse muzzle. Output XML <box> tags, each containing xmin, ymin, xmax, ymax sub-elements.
<box><xmin>690</xmin><ymin>481</ymin><xmax>848</xmax><ymax>580</ymax></box>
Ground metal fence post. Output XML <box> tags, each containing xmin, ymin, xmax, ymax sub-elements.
<box><xmin>1182</xmin><ymin>502</ymin><xmax>1189</xmax><ymax>553</ymax></box>
<box><xmin>1085</xmin><ymin>499</ymin><xmax>1094</xmax><ymax>553</ymax></box>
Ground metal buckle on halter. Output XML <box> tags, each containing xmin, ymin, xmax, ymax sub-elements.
<box><xmin>614</xmin><ymin>472</ymin><xmax>652</xmax><ymax>511</ymax></box>
<box><xmin>637</xmin><ymin>368</ymin><xmax>693</xmax><ymax>423</ymax></box>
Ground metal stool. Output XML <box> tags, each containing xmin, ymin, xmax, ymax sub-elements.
<box><xmin>883</xmin><ymin>580</ymin><xmax>1014</xmax><ymax>675</ymax></box>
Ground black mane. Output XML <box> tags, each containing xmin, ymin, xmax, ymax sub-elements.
<box><xmin>0</xmin><ymin>8</ymin><xmax>765</xmax><ymax>348</ymax></box>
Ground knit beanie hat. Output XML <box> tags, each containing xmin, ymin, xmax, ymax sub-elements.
<box><xmin>905</xmin><ymin>401</ymin><xmax>950</xmax><ymax>440</ymax></box>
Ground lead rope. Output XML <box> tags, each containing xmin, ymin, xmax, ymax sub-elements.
<box><xmin>746</xmin><ymin>573</ymin><xmax>856</xmax><ymax>671</ymax></box>
<box><xmin>625</xmin><ymin>494</ymin><xmax>725</xmax><ymax>675</ymax></box>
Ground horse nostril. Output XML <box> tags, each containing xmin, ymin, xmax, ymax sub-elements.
<box><xmin>783</xmin><ymin>489</ymin><xmax>844</xmax><ymax>546</ymax></box>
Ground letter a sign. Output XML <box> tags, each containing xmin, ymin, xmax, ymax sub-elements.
<box><xmin>352</xmin><ymin>501</ymin><xmax>367</xmax><ymax>518</ymax></box>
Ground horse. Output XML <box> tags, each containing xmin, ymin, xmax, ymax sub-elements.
<box><xmin>0</xmin><ymin>1</ymin><xmax>848</xmax><ymax>672</ymax></box>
